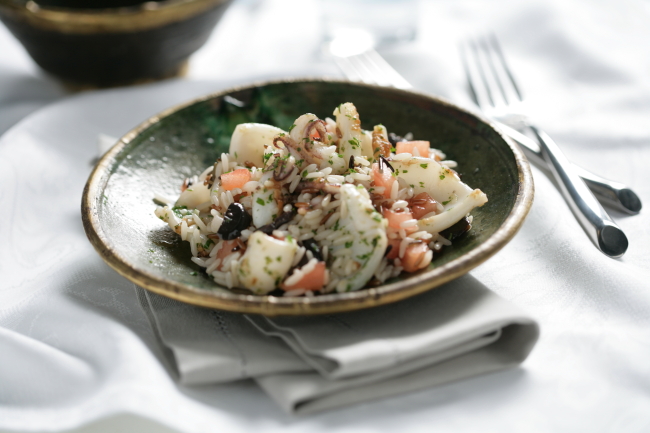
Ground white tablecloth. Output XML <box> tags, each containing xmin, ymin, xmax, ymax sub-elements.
<box><xmin>1</xmin><ymin>0</ymin><xmax>649</xmax><ymax>432</ymax></box>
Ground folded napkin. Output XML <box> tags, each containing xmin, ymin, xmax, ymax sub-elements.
<box><xmin>137</xmin><ymin>274</ymin><xmax>539</xmax><ymax>414</ymax></box>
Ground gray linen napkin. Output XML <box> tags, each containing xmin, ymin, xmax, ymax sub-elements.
<box><xmin>136</xmin><ymin>275</ymin><xmax>539</xmax><ymax>413</ymax></box>
<box><xmin>136</xmin><ymin>288</ymin><xmax>311</xmax><ymax>384</ymax></box>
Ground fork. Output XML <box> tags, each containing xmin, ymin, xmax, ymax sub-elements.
<box><xmin>331</xmin><ymin>43</ymin><xmax>630</xmax><ymax>257</ymax></box>
<box><xmin>460</xmin><ymin>35</ymin><xmax>628</xmax><ymax>257</ymax></box>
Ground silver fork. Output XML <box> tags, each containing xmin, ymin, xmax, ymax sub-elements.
<box><xmin>332</xmin><ymin>44</ymin><xmax>630</xmax><ymax>257</ymax></box>
<box><xmin>460</xmin><ymin>36</ymin><xmax>642</xmax><ymax>218</ymax></box>
<box><xmin>461</xmin><ymin>35</ymin><xmax>628</xmax><ymax>257</ymax></box>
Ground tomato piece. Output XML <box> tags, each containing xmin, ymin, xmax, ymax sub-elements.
<box><xmin>409</xmin><ymin>192</ymin><xmax>439</xmax><ymax>219</ymax></box>
<box><xmin>395</xmin><ymin>140</ymin><xmax>430</xmax><ymax>157</ymax></box>
<box><xmin>221</xmin><ymin>168</ymin><xmax>251</xmax><ymax>191</ymax></box>
<box><xmin>386</xmin><ymin>239</ymin><xmax>401</xmax><ymax>260</ymax></box>
<box><xmin>281</xmin><ymin>261</ymin><xmax>326</xmax><ymax>291</ymax></box>
<box><xmin>372</xmin><ymin>163</ymin><xmax>396</xmax><ymax>199</ymax></box>
<box><xmin>401</xmin><ymin>242</ymin><xmax>431</xmax><ymax>272</ymax></box>
<box><xmin>216</xmin><ymin>239</ymin><xmax>245</xmax><ymax>270</ymax></box>
<box><xmin>382</xmin><ymin>208</ymin><xmax>417</xmax><ymax>234</ymax></box>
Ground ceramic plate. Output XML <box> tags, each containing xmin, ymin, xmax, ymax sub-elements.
<box><xmin>82</xmin><ymin>78</ymin><xmax>533</xmax><ymax>315</ymax></box>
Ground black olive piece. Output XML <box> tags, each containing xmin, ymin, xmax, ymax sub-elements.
<box><xmin>296</xmin><ymin>253</ymin><xmax>310</xmax><ymax>269</ymax></box>
<box><xmin>218</xmin><ymin>203</ymin><xmax>252</xmax><ymax>240</ymax></box>
<box><xmin>388</xmin><ymin>132</ymin><xmax>404</xmax><ymax>146</ymax></box>
<box><xmin>439</xmin><ymin>217</ymin><xmax>472</xmax><ymax>242</ymax></box>
<box><xmin>301</xmin><ymin>238</ymin><xmax>323</xmax><ymax>262</ymax></box>
<box><xmin>273</xmin><ymin>210</ymin><xmax>295</xmax><ymax>228</ymax></box>
<box><xmin>268</xmin><ymin>288</ymin><xmax>285</xmax><ymax>297</ymax></box>
<box><xmin>256</xmin><ymin>224</ymin><xmax>275</xmax><ymax>235</ymax></box>
<box><xmin>379</xmin><ymin>155</ymin><xmax>394</xmax><ymax>173</ymax></box>
<box><xmin>348</xmin><ymin>155</ymin><xmax>355</xmax><ymax>169</ymax></box>
<box><xmin>255</xmin><ymin>209</ymin><xmax>295</xmax><ymax>235</ymax></box>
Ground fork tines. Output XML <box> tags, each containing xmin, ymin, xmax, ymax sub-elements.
<box><xmin>460</xmin><ymin>35</ymin><xmax>523</xmax><ymax>114</ymax></box>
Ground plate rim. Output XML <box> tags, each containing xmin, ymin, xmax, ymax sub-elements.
<box><xmin>81</xmin><ymin>77</ymin><xmax>534</xmax><ymax>316</ymax></box>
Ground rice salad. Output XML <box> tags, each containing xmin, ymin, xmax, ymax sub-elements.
<box><xmin>154</xmin><ymin>102</ymin><xmax>488</xmax><ymax>297</ymax></box>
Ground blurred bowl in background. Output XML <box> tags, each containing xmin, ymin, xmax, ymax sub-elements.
<box><xmin>0</xmin><ymin>0</ymin><xmax>233</xmax><ymax>88</ymax></box>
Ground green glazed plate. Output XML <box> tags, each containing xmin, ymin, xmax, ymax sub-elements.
<box><xmin>82</xmin><ymin>79</ymin><xmax>533</xmax><ymax>316</ymax></box>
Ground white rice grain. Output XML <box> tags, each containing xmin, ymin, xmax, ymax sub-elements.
<box><xmin>399</xmin><ymin>238</ymin><xmax>412</xmax><ymax>258</ymax></box>
<box><xmin>180</xmin><ymin>220</ymin><xmax>189</xmax><ymax>240</ymax></box>
<box><xmin>392</xmin><ymin>153</ymin><xmax>412</xmax><ymax>161</ymax></box>
<box><xmin>400</xmin><ymin>219</ymin><xmax>418</xmax><ymax>229</ymax></box>
<box><xmin>289</xmin><ymin>175</ymin><xmax>301</xmax><ymax>193</ymax></box>
<box><xmin>390</xmin><ymin>181</ymin><xmax>399</xmax><ymax>200</ymax></box>
<box><xmin>284</xmin><ymin>289</ymin><xmax>307</xmax><ymax>297</ymax></box>
<box><xmin>191</xmin><ymin>257</ymin><xmax>207</xmax><ymax>267</ymax></box>
<box><xmin>242</xmin><ymin>181</ymin><xmax>259</xmax><ymax>193</ymax></box>
<box><xmin>193</xmin><ymin>214</ymin><xmax>208</xmax><ymax>232</ymax></box>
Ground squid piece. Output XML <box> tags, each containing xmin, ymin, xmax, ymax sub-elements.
<box><xmin>390</xmin><ymin>156</ymin><xmax>487</xmax><ymax>233</ymax></box>
<box><xmin>334</xmin><ymin>103</ymin><xmax>364</xmax><ymax>163</ymax></box>
<box><xmin>371</xmin><ymin>124</ymin><xmax>391</xmax><ymax>161</ymax></box>
<box><xmin>238</xmin><ymin>231</ymin><xmax>297</xmax><ymax>294</ymax></box>
<box><xmin>277</xmin><ymin>113</ymin><xmax>346</xmax><ymax>173</ymax></box>
<box><xmin>279</xmin><ymin>114</ymin><xmax>331</xmax><ymax>167</ymax></box>
<box><xmin>251</xmin><ymin>185</ymin><xmax>281</xmax><ymax>228</ymax></box>
<box><xmin>330</xmin><ymin>184</ymin><xmax>388</xmax><ymax>292</ymax></box>
<box><xmin>229</xmin><ymin>123</ymin><xmax>286</xmax><ymax>167</ymax></box>
<box><xmin>175</xmin><ymin>181</ymin><xmax>211</xmax><ymax>209</ymax></box>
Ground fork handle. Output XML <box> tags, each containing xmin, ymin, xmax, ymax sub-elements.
<box><xmin>529</xmin><ymin>126</ymin><xmax>628</xmax><ymax>258</ymax></box>
<box><xmin>495</xmin><ymin>122</ymin><xmax>642</xmax><ymax>215</ymax></box>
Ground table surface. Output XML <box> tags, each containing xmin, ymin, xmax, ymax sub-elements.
<box><xmin>1</xmin><ymin>0</ymin><xmax>649</xmax><ymax>432</ymax></box>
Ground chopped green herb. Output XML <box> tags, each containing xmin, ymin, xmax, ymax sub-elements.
<box><xmin>420</xmin><ymin>163</ymin><xmax>429</xmax><ymax>169</ymax></box>
<box><xmin>256</xmin><ymin>198</ymin><xmax>265</xmax><ymax>206</ymax></box>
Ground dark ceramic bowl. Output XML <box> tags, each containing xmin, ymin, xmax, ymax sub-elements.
<box><xmin>0</xmin><ymin>0</ymin><xmax>232</xmax><ymax>87</ymax></box>
<box><xmin>82</xmin><ymin>79</ymin><xmax>534</xmax><ymax>316</ymax></box>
